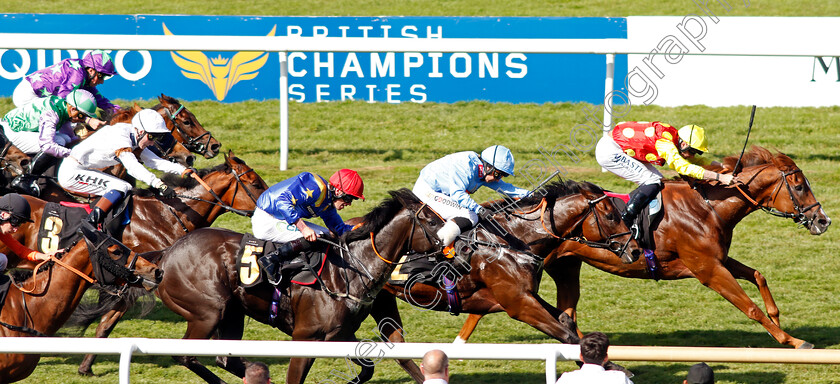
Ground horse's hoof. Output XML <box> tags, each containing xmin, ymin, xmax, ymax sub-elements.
<box><xmin>77</xmin><ymin>368</ymin><xmax>94</xmax><ymax>376</ymax></box>
<box><xmin>797</xmin><ymin>342</ymin><xmax>815</xmax><ymax>349</ymax></box>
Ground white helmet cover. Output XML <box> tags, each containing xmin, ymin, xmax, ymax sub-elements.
<box><xmin>131</xmin><ymin>109</ymin><xmax>168</xmax><ymax>134</ymax></box>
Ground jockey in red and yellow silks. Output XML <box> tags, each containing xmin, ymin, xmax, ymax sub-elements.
<box><xmin>595</xmin><ymin>121</ymin><xmax>733</xmax><ymax>250</ymax></box>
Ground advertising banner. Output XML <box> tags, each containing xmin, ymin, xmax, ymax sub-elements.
<box><xmin>0</xmin><ymin>15</ymin><xmax>628</xmax><ymax>104</ymax></box>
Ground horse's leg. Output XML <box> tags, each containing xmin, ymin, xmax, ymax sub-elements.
<box><xmin>286</xmin><ymin>357</ymin><xmax>316</xmax><ymax>384</ymax></box>
<box><xmin>213</xmin><ymin>305</ymin><xmax>248</xmax><ymax>378</ymax></box>
<box><xmin>690</xmin><ymin>259</ymin><xmax>812</xmax><ymax>348</ymax></box>
<box><xmin>171</xmin><ymin>318</ymin><xmax>229</xmax><ymax>384</ymax></box>
<box><xmin>724</xmin><ymin>257</ymin><xmax>781</xmax><ymax>327</ymax></box>
<box><xmin>544</xmin><ymin>256</ymin><xmax>584</xmax><ymax>338</ymax></box>
<box><xmin>497</xmin><ymin>289</ymin><xmax>580</xmax><ymax>344</ymax></box>
<box><xmin>454</xmin><ymin>314</ymin><xmax>484</xmax><ymax>343</ymax></box>
<box><xmin>369</xmin><ymin>293</ymin><xmax>424</xmax><ymax>384</ymax></box>
<box><xmin>78</xmin><ymin>302</ymin><xmax>129</xmax><ymax>376</ymax></box>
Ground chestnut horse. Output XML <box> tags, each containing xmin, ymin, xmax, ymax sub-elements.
<box><xmin>0</xmin><ymin>233</ymin><xmax>161</xmax><ymax>383</ymax></box>
<box><xmin>370</xmin><ymin>180</ymin><xmax>640</xmax><ymax>378</ymax></box>
<box><xmin>139</xmin><ymin>189</ymin><xmax>443</xmax><ymax>384</ymax></box>
<box><xmin>456</xmin><ymin>147</ymin><xmax>830</xmax><ymax>349</ymax></box>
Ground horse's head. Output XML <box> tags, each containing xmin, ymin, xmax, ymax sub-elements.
<box><xmin>168</xmin><ymin>150</ymin><xmax>267</xmax><ymax>218</ymax></box>
<box><xmin>525</xmin><ymin>181</ymin><xmax>642</xmax><ymax>263</ymax></box>
<box><xmin>103</xmin><ymin>245</ymin><xmax>164</xmax><ymax>292</ymax></box>
<box><xmin>0</xmin><ymin>143</ymin><xmax>29</xmax><ymax>179</ymax></box>
<box><xmin>109</xmin><ymin>103</ymin><xmax>195</xmax><ymax>167</ymax></box>
<box><xmin>156</xmin><ymin>94</ymin><xmax>221</xmax><ymax>159</ymax></box>
<box><xmin>732</xmin><ymin>147</ymin><xmax>830</xmax><ymax>235</ymax></box>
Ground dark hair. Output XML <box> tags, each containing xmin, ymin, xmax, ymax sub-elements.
<box><xmin>579</xmin><ymin>332</ymin><xmax>609</xmax><ymax>365</ymax></box>
<box><xmin>244</xmin><ymin>361</ymin><xmax>270</xmax><ymax>384</ymax></box>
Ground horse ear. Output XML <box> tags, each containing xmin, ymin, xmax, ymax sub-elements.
<box><xmin>158</xmin><ymin>94</ymin><xmax>165</xmax><ymax>103</ymax></box>
<box><xmin>132</xmin><ymin>103</ymin><xmax>142</xmax><ymax>112</ymax></box>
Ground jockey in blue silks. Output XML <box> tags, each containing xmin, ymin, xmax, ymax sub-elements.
<box><xmin>252</xmin><ymin>169</ymin><xmax>364</xmax><ymax>285</ymax></box>
<box><xmin>413</xmin><ymin>145</ymin><xmax>530</xmax><ymax>250</ymax></box>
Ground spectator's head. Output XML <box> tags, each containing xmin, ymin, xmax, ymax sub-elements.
<box><xmin>579</xmin><ymin>332</ymin><xmax>610</xmax><ymax>365</ymax></box>
<box><xmin>243</xmin><ymin>361</ymin><xmax>271</xmax><ymax>384</ymax></box>
<box><xmin>421</xmin><ymin>349</ymin><xmax>449</xmax><ymax>381</ymax></box>
<box><xmin>684</xmin><ymin>362</ymin><xmax>714</xmax><ymax>384</ymax></box>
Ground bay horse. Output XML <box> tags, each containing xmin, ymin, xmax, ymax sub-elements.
<box><xmin>32</xmin><ymin>151</ymin><xmax>266</xmax><ymax>375</ymax></box>
<box><xmin>455</xmin><ymin>147</ymin><xmax>831</xmax><ymax>349</ymax></box>
<box><xmin>0</xmin><ymin>232</ymin><xmax>161</xmax><ymax>383</ymax></box>
<box><xmin>141</xmin><ymin>189</ymin><xmax>444</xmax><ymax>384</ymax></box>
<box><xmin>370</xmin><ymin>180</ymin><xmax>640</xmax><ymax>378</ymax></box>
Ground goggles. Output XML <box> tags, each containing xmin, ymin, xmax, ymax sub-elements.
<box><xmin>2</xmin><ymin>214</ymin><xmax>26</xmax><ymax>227</ymax></box>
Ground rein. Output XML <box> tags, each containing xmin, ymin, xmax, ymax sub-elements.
<box><xmin>174</xmin><ymin>167</ymin><xmax>259</xmax><ymax>218</ymax></box>
<box><xmin>16</xmin><ymin>252</ymin><xmax>95</xmax><ymax>295</ymax></box>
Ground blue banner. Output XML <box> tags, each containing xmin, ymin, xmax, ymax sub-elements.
<box><xmin>0</xmin><ymin>15</ymin><xmax>627</xmax><ymax>104</ymax></box>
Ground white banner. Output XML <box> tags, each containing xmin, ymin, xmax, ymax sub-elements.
<box><xmin>626</xmin><ymin>17</ymin><xmax>840</xmax><ymax>107</ymax></box>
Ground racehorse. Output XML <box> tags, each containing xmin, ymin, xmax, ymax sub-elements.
<box><xmin>0</xmin><ymin>233</ymin><xmax>161</xmax><ymax>383</ymax></box>
<box><xmin>455</xmin><ymin>147</ymin><xmax>831</xmax><ymax>349</ymax></box>
<box><xmin>140</xmin><ymin>189</ymin><xmax>444</xmax><ymax>384</ymax></box>
<box><xmin>370</xmin><ymin>180</ymin><xmax>640</xmax><ymax>378</ymax></box>
<box><xmin>30</xmin><ymin>151</ymin><xmax>266</xmax><ymax>375</ymax></box>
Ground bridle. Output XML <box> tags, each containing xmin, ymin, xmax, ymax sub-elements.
<box><xmin>161</xmin><ymin>103</ymin><xmax>216</xmax><ymax>156</ymax></box>
<box><xmin>734</xmin><ymin>165</ymin><xmax>822</xmax><ymax>228</ymax></box>
<box><xmin>524</xmin><ymin>195</ymin><xmax>633</xmax><ymax>257</ymax></box>
<box><xmin>176</xmin><ymin>165</ymin><xmax>260</xmax><ymax>218</ymax></box>
<box><xmin>370</xmin><ymin>202</ymin><xmax>444</xmax><ymax>265</ymax></box>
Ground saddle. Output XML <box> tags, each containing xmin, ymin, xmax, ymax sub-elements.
<box><xmin>605</xmin><ymin>190</ymin><xmax>665</xmax><ymax>251</ymax></box>
<box><xmin>236</xmin><ymin>234</ymin><xmax>327</xmax><ymax>289</ymax></box>
<box><xmin>36</xmin><ymin>196</ymin><xmax>133</xmax><ymax>253</ymax></box>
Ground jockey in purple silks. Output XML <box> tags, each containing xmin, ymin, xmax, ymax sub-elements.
<box><xmin>12</xmin><ymin>50</ymin><xmax>120</xmax><ymax>130</ymax></box>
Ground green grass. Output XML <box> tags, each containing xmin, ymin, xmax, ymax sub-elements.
<box><xmin>2</xmin><ymin>97</ymin><xmax>839</xmax><ymax>383</ymax></box>
<box><xmin>3</xmin><ymin>0</ymin><xmax>840</xmax><ymax>16</ymax></box>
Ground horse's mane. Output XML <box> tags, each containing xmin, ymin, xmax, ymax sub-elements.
<box><xmin>135</xmin><ymin>162</ymin><xmax>229</xmax><ymax>197</ymax></box>
<box><xmin>702</xmin><ymin>146</ymin><xmax>796</xmax><ymax>176</ymax></box>
<box><xmin>154</xmin><ymin>94</ymin><xmax>181</xmax><ymax>110</ymax></box>
<box><xmin>344</xmin><ymin>188</ymin><xmax>419</xmax><ymax>242</ymax></box>
<box><xmin>486</xmin><ymin>179</ymin><xmax>604</xmax><ymax>211</ymax></box>
<box><xmin>108</xmin><ymin>108</ymin><xmax>137</xmax><ymax>124</ymax></box>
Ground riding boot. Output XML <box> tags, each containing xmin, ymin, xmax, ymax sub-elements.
<box><xmin>29</xmin><ymin>151</ymin><xmax>58</xmax><ymax>176</ymax></box>
<box><xmin>258</xmin><ymin>238</ymin><xmax>312</xmax><ymax>286</ymax></box>
<box><xmin>621</xmin><ymin>183</ymin><xmax>662</xmax><ymax>238</ymax></box>
<box><xmin>86</xmin><ymin>198</ymin><xmax>115</xmax><ymax>230</ymax></box>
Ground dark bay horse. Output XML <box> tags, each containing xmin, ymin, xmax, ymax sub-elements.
<box><xmin>370</xmin><ymin>180</ymin><xmax>640</xmax><ymax>378</ymax></box>
<box><xmin>456</xmin><ymin>147</ymin><xmax>830</xmax><ymax>349</ymax></box>
<box><xmin>0</xmin><ymin>234</ymin><xmax>161</xmax><ymax>383</ymax></box>
<box><xmin>141</xmin><ymin>189</ymin><xmax>444</xmax><ymax>384</ymax></box>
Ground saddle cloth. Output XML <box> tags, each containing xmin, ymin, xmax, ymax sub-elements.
<box><xmin>235</xmin><ymin>234</ymin><xmax>327</xmax><ymax>288</ymax></box>
<box><xmin>604</xmin><ymin>190</ymin><xmax>664</xmax><ymax>250</ymax></box>
<box><xmin>36</xmin><ymin>198</ymin><xmax>132</xmax><ymax>253</ymax></box>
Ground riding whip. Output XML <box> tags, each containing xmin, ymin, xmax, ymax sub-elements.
<box><xmin>733</xmin><ymin>105</ymin><xmax>756</xmax><ymax>176</ymax></box>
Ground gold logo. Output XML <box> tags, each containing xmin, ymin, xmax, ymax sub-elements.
<box><xmin>163</xmin><ymin>23</ymin><xmax>276</xmax><ymax>101</ymax></box>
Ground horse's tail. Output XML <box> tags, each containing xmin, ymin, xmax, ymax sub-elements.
<box><xmin>68</xmin><ymin>285</ymin><xmax>156</xmax><ymax>329</ymax></box>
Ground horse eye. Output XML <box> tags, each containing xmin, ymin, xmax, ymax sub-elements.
<box><xmin>794</xmin><ymin>184</ymin><xmax>804</xmax><ymax>192</ymax></box>
<box><xmin>182</xmin><ymin>119</ymin><xmax>192</xmax><ymax>126</ymax></box>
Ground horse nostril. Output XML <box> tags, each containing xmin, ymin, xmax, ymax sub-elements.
<box><xmin>155</xmin><ymin>269</ymin><xmax>164</xmax><ymax>283</ymax></box>
<box><xmin>631</xmin><ymin>249</ymin><xmax>642</xmax><ymax>258</ymax></box>
<box><xmin>186</xmin><ymin>156</ymin><xmax>195</xmax><ymax>166</ymax></box>
<box><xmin>210</xmin><ymin>143</ymin><xmax>220</xmax><ymax>153</ymax></box>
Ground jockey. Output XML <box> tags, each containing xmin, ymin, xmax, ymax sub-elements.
<box><xmin>595</xmin><ymin>121</ymin><xmax>734</xmax><ymax>232</ymax></box>
<box><xmin>56</xmin><ymin>109</ymin><xmax>189</xmax><ymax>228</ymax></box>
<box><xmin>413</xmin><ymin>145</ymin><xmax>530</xmax><ymax>249</ymax></box>
<box><xmin>0</xmin><ymin>194</ymin><xmax>62</xmax><ymax>272</ymax></box>
<box><xmin>253</xmin><ymin>169</ymin><xmax>364</xmax><ymax>285</ymax></box>
<box><xmin>2</xmin><ymin>89</ymin><xmax>97</xmax><ymax>196</ymax></box>
<box><xmin>12</xmin><ymin>50</ymin><xmax>120</xmax><ymax>130</ymax></box>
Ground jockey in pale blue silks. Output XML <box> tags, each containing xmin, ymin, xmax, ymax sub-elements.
<box><xmin>12</xmin><ymin>50</ymin><xmax>120</xmax><ymax>130</ymax></box>
<box><xmin>413</xmin><ymin>145</ymin><xmax>530</xmax><ymax>248</ymax></box>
